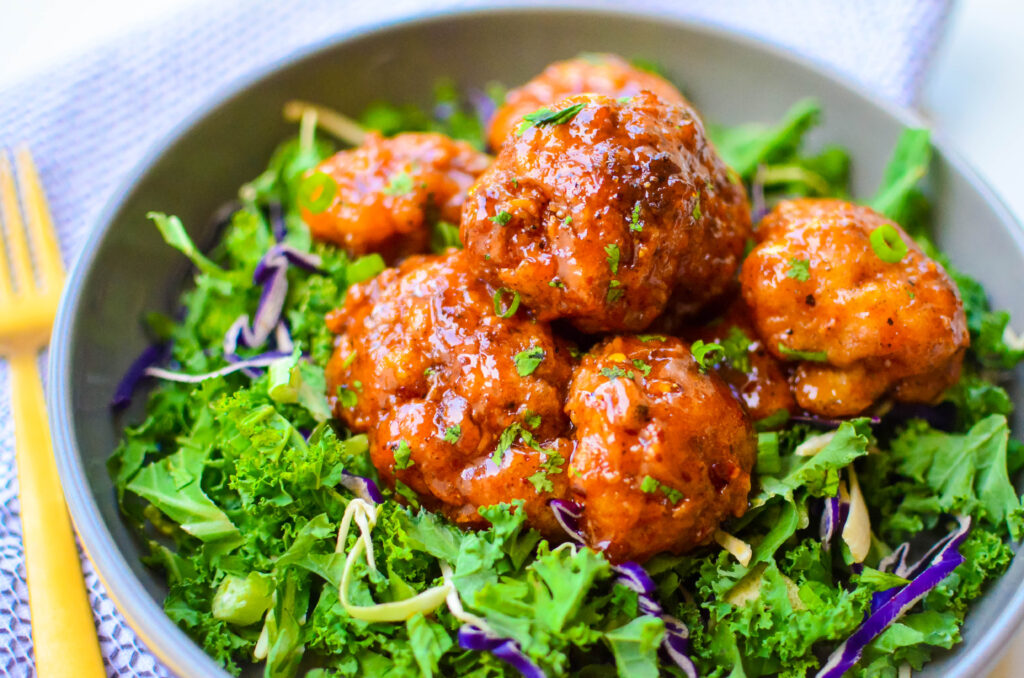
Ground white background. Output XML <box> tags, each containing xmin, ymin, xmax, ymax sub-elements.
<box><xmin>0</xmin><ymin>0</ymin><xmax>1022</xmax><ymax>675</ymax></box>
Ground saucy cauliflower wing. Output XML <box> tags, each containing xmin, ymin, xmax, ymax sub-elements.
<box><xmin>566</xmin><ymin>336</ymin><xmax>755</xmax><ymax>563</ymax></box>
<box><xmin>302</xmin><ymin>132</ymin><xmax>489</xmax><ymax>260</ymax></box>
<box><xmin>326</xmin><ymin>250</ymin><xmax>574</xmax><ymax>535</ymax></box>
<box><xmin>487</xmin><ymin>53</ymin><xmax>689</xmax><ymax>149</ymax></box>
<box><xmin>740</xmin><ymin>199</ymin><xmax>968</xmax><ymax>417</ymax></box>
<box><xmin>462</xmin><ymin>92</ymin><xmax>750</xmax><ymax>333</ymax></box>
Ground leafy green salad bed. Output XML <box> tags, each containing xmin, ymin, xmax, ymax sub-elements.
<box><xmin>109</xmin><ymin>81</ymin><xmax>1024</xmax><ymax>678</ymax></box>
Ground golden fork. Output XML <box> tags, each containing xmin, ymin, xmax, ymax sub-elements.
<box><xmin>0</xmin><ymin>148</ymin><xmax>105</xmax><ymax>677</ymax></box>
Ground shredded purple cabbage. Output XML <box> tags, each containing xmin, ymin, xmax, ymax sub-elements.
<box><xmin>458</xmin><ymin>625</ymin><xmax>545</xmax><ymax>678</ymax></box>
<box><xmin>433</xmin><ymin>101</ymin><xmax>457</xmax><ymax>123</ymax></box>
<box><xmin>267</xmin><ymin>201</ymin><xmax>287</xmax><ymax>242</ymax></box>
<box><xmin>113</xmin><ymin>239</ymin><xmax>322</xmax><ymax>405</ymax></box>
<box><xmin>248</xmin><ymin>266</ymin><xmax>287</xmax><ymax>345</ymax></box>
<box><xmin>816</xmin><ymin>516</ymin><xmax>971</xmax><ymax>678</ymax></box>
<box><xmin>820</xmin><ymin>492</ymin><xmax>851</xmax><ymax>552</ymax></box>
<box><xmin>339</xmin><ymin>471</ymin><xmax>385</xmax><ymax>505</ymax></box>
<box><xmin>820</xmin><ymin>495</ymin><xmax>840</xmax><ymax>550</ymax></box>
<box><xmin>549</xmin><ymin>499</ymin><xmax>585</xmax><ymax>544</ymax></box>
<box><xmin>876</xmin><ymin>542</ymin><xmax>910</xmax><ymax>577</ymax></box>
<box><xmin>871</xmin><ymin>515</ymin><xmax>972</xmax><ymax>613</ymax></box>
<box><xmin>468</xmin><ymin>88</ymin><xmax>498</xmax><ymax>127</ymax></box>
<box><xmin>142</xmin><ymin>354</ymin><xmax>288</xmax><ymax>384</ymax></box>
<box><xmin>662</xmin><ymin>616</ymin><xmax>699</xmax><ymax>678</ymax></box>
<box><xmin>224</xmin><ymin>350</ymin><xmax>294</xmax><ymax>365</ymax></box>
<box><xmin>240</xmin><ymin>244</ymin><xmax>323</xmax><ymax>349</ymax></box>
<box><xmin>110</xmin><ymin>343</ymin><xmax>171</xmax><ymax>409</ymax></box>
<box><xmin>549</xmin><ymin>499</ymin><xmax>701</xmax><ymax>677</ymax></box>
<box><xmin>612</xmin><ymin>562</ymin><xmax>657</xmax><ymax>597</ymax></box>
<box><xmin>252</xmin><ymin>243</ymin><xmax>324</xmax><ymax>283</ymax></box>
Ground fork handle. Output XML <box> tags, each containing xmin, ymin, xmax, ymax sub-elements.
<box><xmin>10</xmin><ymin>352</ymin><xmax>105</xmax><ymax>677</ymax></box>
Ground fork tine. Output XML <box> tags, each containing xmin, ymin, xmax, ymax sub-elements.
<box><xmin>15</xmin><ymin>148</ymin><xmax>64</xmax><ymax>289</ymax></box>
<box><xmin>0</xmin><ymin>150</ymin><xmax>31</xmax><ymax>296</ymax></box>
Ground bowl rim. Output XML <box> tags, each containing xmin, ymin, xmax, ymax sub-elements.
<box><xmin>46</xmin><ymin>3</ymin><xmax>1024</xmax><ymax>677</ymax></box>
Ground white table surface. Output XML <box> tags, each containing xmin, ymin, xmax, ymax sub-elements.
<box><xmin>0</xmin><ymin>0</ymin><xmax>1022</xmax><ymax>675</ymax></box>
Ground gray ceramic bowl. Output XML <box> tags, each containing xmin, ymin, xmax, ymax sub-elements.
<box><xmin>47</xmin><ymin>5</ymin><xmax>1024</xmax><ymax>677</ymax></box>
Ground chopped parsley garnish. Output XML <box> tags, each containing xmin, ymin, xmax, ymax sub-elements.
<box><xmin>777</xmin><ymin>343</ymin><xmax>828</xmax><ymax>362</ymax></box>
<box><xmin>640</xmin><ymin>475</ymin><xmax>683</xmax><ymax>503</ymax></box>
<box><xmin>336</xmin><ymin>385</ymin><xmax>358</xmax><ymax>408</ymax></box>
<box><xmin>691</xmin><ymin>190</ymin><xmax>702</xmax><ymax>221</ymax></box>
<box><xmin>341</xmin><ymin>350</ymin><xmax>358</xmax><ymax>368</ymax></box>
<box><xmin>721</xmin><ymin>326</ymin><xmax>753</xmax><ymax>373</ymax></box>
<box><xmin>637</xmin><ymin>334</ymin><xmax>667</xmax><ymax>343</ymax></box>
<box><xmin>424</xmin><ymin>366</ymin><xmax>437</xmax><ymax>377</ymax></box>
<box><xmin>514</xmin><ymin>346</ymin><xmax>545</xmax><ymax>376</ymax></box>
<box><xmin>605</xmin><ymin>244</ymin><xmax>620</xmax><ymax>274</ymax></box>
<box><xmin>516</xmin><ymin>102</ymin><xmax>587</xmax><ymax>136</ymax></box>
<box><xmin>786</xmin><ymin>258</ymin><xmax>811</xmax><ymax>282</ymax></box>
<box><xmin>632</xmin><ymin>359</ymin><xmax>653</xmax><ymax>377</ymax></box>
<box><xmin>549</xmin><ymin>279</ymin><xmax>565</xmax><ymax>289</ymax></box>
<box><xmin>629</xmin><ymin>202</ymin><xmax>643</xmax><ymax>232</ymax></box>
<box><xmin>691</xmin><ymin>339</ymin><xmax>725</xmax><ymax>373</ymax></box>
<box><xmin>443</xmin><ymin>425</ymin><xmax>462</xmax><ymax>443</ymax></box>
<box><xmin>492</xmin><ymin>422</ymin><xmax>542</xmax><ymax>466</ymax></box>
<box><xmin>564</xmin><ymin>216</ymin><xmax>573</xmax><ymax>225</ymax></box>
<box><xmin>296</xmin><ymin>171</ymin><xmax>338</xmax><ymax>213</ymax></box>
<box><xmin>528</xmin><ymin>451</ymin><xmax>565</xmax><ymax>493</ymax></box>
<box><xmin>393</xmin><ymin>440</ymin><xmax>414</xmax><ymax>469</ymax></box>
<box><xmin>490</xmin><ymin>210</ymin><xmax>513</xmax><ymax>226</ymax></box>
<box><xmin>870</xmin><ymin>223</ymin><xmax>909</xmax><ymax>263</ymax></box>
<box><xmin>606</xmin><ymin>280</ymin><xmax>624</xmax><ymax>303</ymax></box>
<box><xmin>524</xmin><ymin>411</ymin><xmax>542</xmax><ymax>430</ymax></box>
<box><xmin>383</xmin><ymin>171</ymin><xmax>414</xmax><ymax>196</ymax></box>
<box><xmin>493</xmin><ymin>288</ymin><xmax>521</xmax><ymax>318</ymax></box>
<box><xmin>600</xmin><ymin>366</ymin><xmax>635</xmax><ymax>380</ymax></box>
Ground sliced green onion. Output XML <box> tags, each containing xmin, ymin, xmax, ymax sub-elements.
<box><xmin>347</xmin><ymin>254</ymin><xmax>386</xmax><ymax>284</ymax></box>
<box><xmin>777</xmin><ymin>343</ymin><xmax>828</xmax><ymax>362</ymax></box>
<box><xmin>296</xmin><ymin>171</ymin><xmax>338</xmax><ymax>213</ymax></box>
<box><xmin>493</xmin><ymin>288</ymin><xmax>521</xmax><ymax>318</ymax></box>
<box><xmin>691</xmin><ymin>339</ymin><xmax>725</xmax><ymax>372</ymax></box>
<box><xmin>869</xmin><ymin>224</ymin><xmax>908</xmax><ymax>263</ymax></box>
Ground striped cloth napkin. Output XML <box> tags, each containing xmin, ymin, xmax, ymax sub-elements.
<box><xmin>0</xmin><ymin>0</ymin><xmax>952</xmax><ymax>675</ymax></box>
